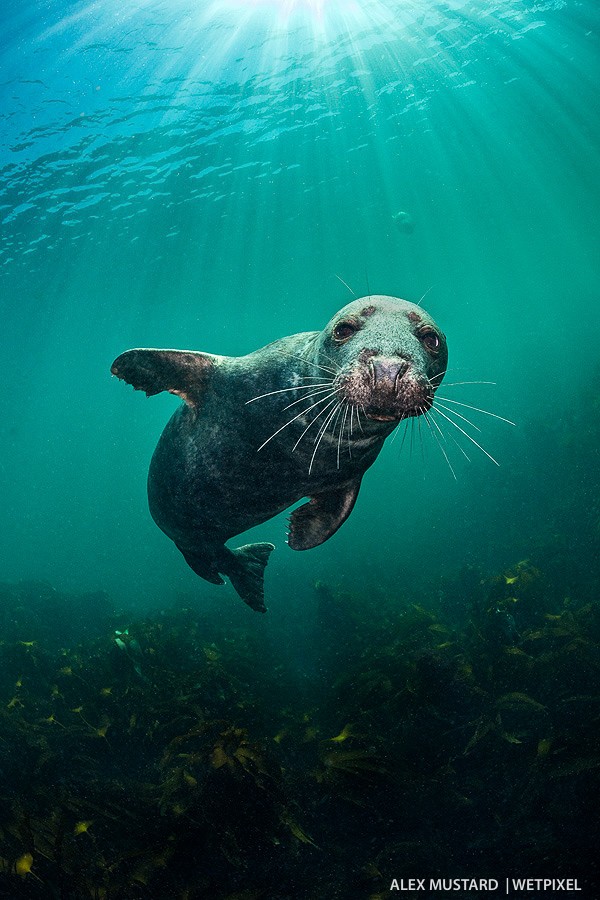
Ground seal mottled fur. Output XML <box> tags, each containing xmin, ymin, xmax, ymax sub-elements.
<box><xmin>111</xmin><ymin>296</ymin><xmax>447</xmax><ymax>611</ymax></box>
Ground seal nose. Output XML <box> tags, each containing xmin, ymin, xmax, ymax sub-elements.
<box><xmin>369</xmin><ymin>357</ymin><xmax>409</xmax><ymax>397</ymax></box>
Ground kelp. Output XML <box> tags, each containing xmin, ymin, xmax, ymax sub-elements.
<box><xmin>0</xmin><ymin>561</ymin><xmax>599</xmax><ymax>897</ymax></box>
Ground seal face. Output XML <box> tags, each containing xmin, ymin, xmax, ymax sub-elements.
<box><xmin>321</xmin><ymin>297</ymin><xmax>447</xmax><ymax>423</ymax></box>
<box><xmin>111</xmin><ymin>295</ymin><xmax>447</xmax><ymax>612</ymax></box>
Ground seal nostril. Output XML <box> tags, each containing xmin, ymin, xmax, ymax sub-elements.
<box><xmin>394</xmin><ymin>360</ymin><xmax>409</xmax><ymax>395</ymax></box>
<box><xmin>368</xmin><ymin>358</ymin><xmax>376</xmax><ymax>388</ymax></box>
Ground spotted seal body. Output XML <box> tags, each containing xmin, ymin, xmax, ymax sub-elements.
<box><xmin>111</xmin><ymin>296</ymin><xmax>447</xmax><ymax>612</ymax></box>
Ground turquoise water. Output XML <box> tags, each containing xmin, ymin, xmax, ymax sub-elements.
<box><xmin>0</xmin><ymin>1</ymin><xmax>599</xmax><ymax>893</ymax></box>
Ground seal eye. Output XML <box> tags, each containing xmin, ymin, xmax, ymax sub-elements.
<box><xmin>419</xmin><ymin>329</ymin><xmax>441</xmax><ymax>354</ymax></box>
<box><xmin>333</xmin><ymin>321</ymin><xmax>358</xmax><ymax>342</ymax></box>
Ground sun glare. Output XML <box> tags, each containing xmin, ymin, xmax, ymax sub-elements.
<box><xmin>225</xmin><ymin>0</ymin><xmax>336</xmax><ymax>15</ymax></box>
<box><xmin>217</xmin><ymin>0</ymin><xmax>395</xmax><ymax>35</ymax></box>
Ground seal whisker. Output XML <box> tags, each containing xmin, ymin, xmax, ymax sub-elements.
<box><xmin>330</xmin><ymin>402</ymin><xmax>344</xmax><ymax>450</ymax></box>
<box><xmin>452</xmin><ymin>438</ymin><xmax>471</xmax><ymax>462</ymax></box>
<box><xmin>357</xmin><ymin>406</ymin><xmax>365</xmax><ymax>434</ymax></box>
<box><xmin>434</xmin><ymin>400</ymin><xmax>482</xmax><ymax>433</ymax></box>
<box><xmin>309</xmin><ymin>402</ymin><xmax>342</xmax><ymax>476</ymax></box>
<box><xmin>292</xmin><ymin>398</ymin><xmax>338</xmax><ymax>452</ymax></box>
<box><xmin>257</xmin><ymin>392</ymin><xmax>338</xmax><ymax>452</ymax></box>
<box><xmin>398</xmin><ymin>420</ymin><xmax>409</xmax><ymax>452</ymax></box>
<box><xmin>335</xmin><ymin>273</ymin><xmax>356</xmax><ymax>297</ymax></box>
<box><xmin>434</xmin><ymin>396</ymin><xmax>516</xmax><ymax>426</ymax></box>
<box><xmin>423</xmin><ymin>411</ymin><xmax>457</xmax><ymax>479</ymax></box>
<box><xmin>319</xmin><ymin>346</ymin><xmax>343</xmax><ymax>374</ymax></box>
<box><xmin>438</xmin><ymin>381</ymin><xmax>496</xmax><ymax>387</ymax></box>
<box><xmin>329</xmin><ymin>402</ymin><xmax>344</xmax><ymax>469</ymax></box>
<box><xmin>426</xmin><ymin>407</ymin><xmax>447</xmax><ymax>441</ymax></box>
<box><xmin>337</xmin><ymin>402</ymin><xmax>350</xmax><ymax>469</ymax></box>
<box><xmin>246</xmin><ymin>382</ymin><xmax>333</xmax><ymax>404</ymax></box>
<box><xmin>424</xmin><ymin>408</ymin><xmax>445</xmax><ymax>450</ymax></box>
<box><xmin>312</xmin><ymin>399</ymin><xmax>340</xmax><ymax>445</ymax></box>
<box><xmin>427</xmin><ymin>408</ymin><xmax>471</xmax><ymax>462</ymax></box>
<box><xmin>416</xmin><ymin>283</ymin><xmax>439</xmax><ymax>307</ymax></box>
<box><xmin>276</xmin><ymin>347</ymin><xmax>339</xmax><ymax>377</ymax></box>
<box><xmin>418</xmin><ymin>410</ymin><xmax>426</xmax><ymax>466</ymax></box>
<box><xmin>390</xmin><ymin>416</ymin><xmax>405</xmax><ymax>445</ymax></box>
<box><xmin>430</xmin><ymin>407</ymin><xmax>500</xmax><ymax>466</ymax></box>
<box><xmin>282</xmin><ymin>386</ymin><xmax>339</xmax><ymax>411</ymax></box>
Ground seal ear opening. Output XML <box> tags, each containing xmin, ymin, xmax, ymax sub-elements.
<box><xmin>111</xmin><ymin>348</ymin><xmax>216</xmax><ymax>407</ymax></box>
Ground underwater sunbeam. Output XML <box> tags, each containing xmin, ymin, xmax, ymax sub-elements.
<box><xmin>215</xmin><ymin>0</ymin><xmax>400</xmax><ymax>37</ymax></box>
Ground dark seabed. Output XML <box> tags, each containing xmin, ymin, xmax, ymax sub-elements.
<box><xmin>1</xmin><ymin>0</ymin><xmax>599</xmax><ymax>897</ymax></box>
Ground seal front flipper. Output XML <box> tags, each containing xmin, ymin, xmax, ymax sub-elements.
<box><xmin>111</xmin><ymin>348</ymin><xmax>218</xmax><ymax>407</ymax></box>
<box><xmin>287</xmin><ymin>480</ymin><xmax>362</xmax><ymax>551</ymax></box>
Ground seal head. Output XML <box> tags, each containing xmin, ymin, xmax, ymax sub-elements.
<box><xmin>318</xmin><ymin>296</ymin><xmax>447</xmax><ymax>423</ymax></box>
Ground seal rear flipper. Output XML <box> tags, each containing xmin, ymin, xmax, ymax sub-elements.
<box><xmin>288</xmin><ymin>480</ymin><xmax>362</xmax><ymax>551</ymax></box>
<box><xmin>178</xmin><ymin>547</ymin><xmax>225</xmax><ymax>585</ymax></box>
<box><xmin>111</xmin><ymin>348</ymin><xmax>219</xmax><ymax>407</ymax></box>
<box><xmin>224</xmin><ymin>542</ymin><xmax>275</xmax><ymax>613</ymax></box>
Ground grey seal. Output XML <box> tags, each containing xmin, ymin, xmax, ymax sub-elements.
<box><xmin>111</xmin><ymin>295</ymin><xmax>447</xmax><ymax>612</ymax></box>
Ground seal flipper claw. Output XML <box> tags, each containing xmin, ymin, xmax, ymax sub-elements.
<box><xmin>111</xmin><ymin>349</ymin><xmax>217</xmax><ymax>407</ymax></box>
<box><xmin>288</xmin><ymin>480</ymin><xmax>362</xmax><ymax>551</ymax></box>
<box><xmin>226</xmin><ymin>542</ymin><xmax>275</xmax><ymax>613</ymax></box>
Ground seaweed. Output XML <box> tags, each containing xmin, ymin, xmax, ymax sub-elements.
<box><xmin>0</xmin><ymin>559</ymin><xmax>599</xmax><ymax>897</ymax></box>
